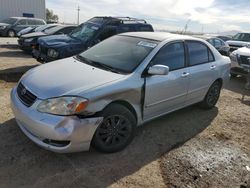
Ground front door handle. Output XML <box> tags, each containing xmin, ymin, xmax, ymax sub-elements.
<box><xmin>181</xmin><ymin>72</ymin><xmax>190</xmax><ymax>78</ymax></box>
<box><xmin>210</xmin><ymin>65</ymin><xmax>216</xmax><ymax>70</ymax></box>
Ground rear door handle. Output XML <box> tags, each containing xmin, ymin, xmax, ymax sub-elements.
<box><xmin>181</xmin><ymin>72</ymin><xmax>190</xmax><ymax>78</ymax></box>
<box><xmin>210</xmin><ymin>65</ymin><xmax>216</xmax><ymax>70</ymax></box>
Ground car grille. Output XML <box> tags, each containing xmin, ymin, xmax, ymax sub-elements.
<box><xmin>239</xmin><ymin>55</ymin><xmax>250</xmax><ymax>65</ymax></box>
<box><xmin>17</xmin><ymin>83</ymin><xmax>37</xmax><ymax>107</ymax></box>
<box><xmin>39</xmin><ymin>45</ymin><xmax>48</xmax><ymax>54</ymax></box>
<box><xmin>229</xmin><ymin>45</ymin><xmax>243</xmax><ymax>52</ymax></box>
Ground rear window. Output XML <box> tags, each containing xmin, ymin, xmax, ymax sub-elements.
<box><xmin>187</xmin><ymin>41</ymin><xmax>214</xmax><ymax>66</ymax></box>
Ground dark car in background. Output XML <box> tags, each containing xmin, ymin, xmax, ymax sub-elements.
<box><xmin>18</xmin><ymin>25</ymin><xmax>77</xmax><ymax>52</ymax></box>
<box><xmin>195</xmin><ymin>35</ymin><xmax>230</xmax><ymax>56</ymax></box>
<box><xmin>17</xmin><ymin>24</ymin><xmax>59</xmax><ymax>37</ymax></box>
<box><xmin>32</xmin><ymin>16</ymin><xmax>154</xmax><ymax>63</ymax></box>
<box><xmin>0</xmin><ymin>17</ymin><xmax>46</xmax><ymax>37</ymax></box>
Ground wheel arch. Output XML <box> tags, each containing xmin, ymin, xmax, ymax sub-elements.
<box><xmin>103</xmin><ymin>100</ymin><xmax>138</xmax><ymax>124</ymax></box>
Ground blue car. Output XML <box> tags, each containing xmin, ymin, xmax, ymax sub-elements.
<box><xmin>32</xmin><ymin>17</ymin><xmax>154</xmax><ymax>63</ymax></box>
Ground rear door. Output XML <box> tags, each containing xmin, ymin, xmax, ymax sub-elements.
<box><xmin>144</xmin><ymin>41</ymin><xmax>189</xmax><ymax>120</ymax></box>
<box><xmin>185</xmin><ymin>41</ymin><xmax>218</xmax><ymax>105</ymax></box>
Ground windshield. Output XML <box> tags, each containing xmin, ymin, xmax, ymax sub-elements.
<box><xmin>44</xmin><ymin>25</ymin><xmax>64</xmax><ymax>34</ymax></box>
<box><xmin>35</xmin><ymin>24</ymin><xmax>57</xmax><ymax>32</ymax></box>
<box><xmin>69</xmin><ymin>23</ymin><xmax>100</xmax><ymax>41</ymax></box>
<box><xmin>233</xmin><ymin>33</ymin><xmax>250</xmax><ymax>42</ymax></box>
<box><xmin>1</xmin><ymin>18</ymin><xmax>17</xmax><ymax>24</ymax></box>
<box><xmin>78</xmin><ymin>35</ymin><xmax>158</xmax><ymax>73</ymax></box>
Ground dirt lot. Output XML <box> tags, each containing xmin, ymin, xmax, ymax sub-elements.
<box><xmin>0</xmin><ymin>41</ymin><xmax>250</xmax><ymax>188</ymax></box>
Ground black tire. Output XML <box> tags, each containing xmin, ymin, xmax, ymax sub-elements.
<box><xmin>200</xmin><ymin>81</ymin><xmax>222</xmax><ymax>109</ymax></box>
<box><xmin>92</xmin><ymin>104</ymin><xmax>136</xmax><ymax>153</ymax></box>
<box><xmin>7</xmin><ymin>30</ymin><xmax>16</xmax><ymax>37</ymax></box>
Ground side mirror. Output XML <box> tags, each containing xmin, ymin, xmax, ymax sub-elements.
<box><xmin>148</xmin><ymin>65</ymin><xmax>169</xmax><ymax>76</ymax></box>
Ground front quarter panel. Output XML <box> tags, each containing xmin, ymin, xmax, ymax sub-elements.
<box><xmin>80</xmin><ymin>75</ymin><xmax>144</xmax><ymax>125</ymax></box>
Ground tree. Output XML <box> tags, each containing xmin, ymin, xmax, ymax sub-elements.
<box><xmin>46</xmin><ymin>8</ymin><xmax>59</xmax><ymax>23</ymax></box>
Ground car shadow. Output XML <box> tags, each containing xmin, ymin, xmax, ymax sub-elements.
<box><xmin>0</xmin><ymin>106</ymin><xmax>218</xmax><ymax>187</ymax></box>
<box><xmin>0</xmin><ymin>50</ymin><xmax>31</xmax><ymax>58</ymax></box>
<box><xmin>0</xmin><ymin>65</ymin><xmax>38</xmax><ymax>82</ymax></box>
<box><xmin>0</xmin><ymin>44</ymin><xmax>19</xmax><ymax>49</ymax></box>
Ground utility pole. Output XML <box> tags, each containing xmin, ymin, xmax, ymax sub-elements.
<box><xmin>77</xmin><ymin>5</ymin><xmax>80</xmax><ymax>25</ymax></box>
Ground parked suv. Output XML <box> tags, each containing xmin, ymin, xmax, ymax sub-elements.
<box><xmin>227</xmin><ymin>33</ymin><xmax>250</xmax><ymax>52</ymax></box>
<box><xmin>11</xmin><ymin>32</ymin><xmax>230</xmax><ymax>153</ymax></box>
<box><xmin>32</xmin><ymin>17</ymin><xmax>154</xmax><ymax>63</ymax></box>
<box><xmin>0</xmin><ymin>17</ymin><xmax>46</xmax><ymax>37</ymax></box>
<box><xmin>230</xmin><ymin>46</ymin><xmax>250</xmax><ymax>77</ymax></box>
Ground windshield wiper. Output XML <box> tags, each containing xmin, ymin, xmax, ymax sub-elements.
<box><xmin>75</xmin><ymin>55</ymin><xmax>123</xmax><ymax>74</ymax></box>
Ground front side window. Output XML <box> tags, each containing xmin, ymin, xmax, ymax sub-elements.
<box><xmin>187</xmin><ymin>41</ymin><xmax>214</xmax><ymax>66</ymax></box>
<box><xmin>152</xmin><ymin>42</ymin><xmax>185</xmax><ymax>71</ymax></box>
<box><xmin>18</xmin><ymin>19</ymin><xmax>27</xmax><ymax>25</ymax></box>
<box><xmin>1</xmin><ymin>18</ymin><xmax>17</xmax><ymax>24</ymax></box>
<box><xmin>78</xmin><ymin>35</ymin><xmax>159</xmax><ymax>73</ymax></box>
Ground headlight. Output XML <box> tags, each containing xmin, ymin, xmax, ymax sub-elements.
<box><xmin>37</xmin><ymin>96</ymin><xmax>88</xmax><ymax>115</ymax></box>
<box><xmin>0</xmin><ymin>26</ymin><xmax>6</xmax><ymax>30</ymax></box>
<box><xmin>24</xmin><ymin>38</ymin><xmax>34</xmax><ymax>43</ymax></box>
<box><xmin>47</xmin><ymin>49</ymin><xmax>59</xmax><ymax>58</ymax></box>
<box><xmin>230</xmin><ymin>51</ymin><xmax>238</xmax><ymax>62</ymax></box>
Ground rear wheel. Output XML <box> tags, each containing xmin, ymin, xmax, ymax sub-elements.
<box><xmin>92</xmin><ymin>104</ymin><xmax>136</xmax><ymax>153</ymax></box>
<box><xmin>7</xmin><ymin>30</ymin><xmax>16</xmax><ymax>37</ymax></box>
<box><xmin>200</xmin><ymin>81</ymin><xmax>222</xmax><ymax>109</ymax></box>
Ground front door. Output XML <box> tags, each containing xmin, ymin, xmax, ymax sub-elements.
<box><xmin>143</xmin><ymin>42</ymin><xmax>189</xmax><ymax>120</ymax></box>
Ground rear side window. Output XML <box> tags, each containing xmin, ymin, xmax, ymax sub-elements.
<box><xmin>138</xmin><ymin>25</ymin><xmax>153</xmax><ymax>32</ymax></box>
<box><xmin>119</xmin><ymin>25</ymin><xmax>135</xmax><ymax>32</ymax></box>
<box><xmin>152</xmin><ymin>42</ymin><xmax>185</xmax><ymax>71</ymax></box>
<box><xmin>57</xmin><ymin>27</ymin><xmax>75</xmax><ymax>34</ymax></box>
<box><xmin>187</xmin><ymin>41</ymin><xmax>214</xmax><ymax>66</ymax></box>
<box><xmin>35</xmin><ymin>20</ymin><xmax>45</xmax><ymax>25</ymax></box>
<box><xmin>214</xmin><ymin>39</ymin><xmax>222</xmax><ymax>48</ymax></box>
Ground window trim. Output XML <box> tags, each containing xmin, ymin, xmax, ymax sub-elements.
<box><xmin>149</xmin><ymin>40</ymin><xmax>187</xmax><ymax>72</ymax></box>
<box><xmin>185</xmin><ymin>40</ymin><xmax>215</xmax><ymax>67</ymax></box>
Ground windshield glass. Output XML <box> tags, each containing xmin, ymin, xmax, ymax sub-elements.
<box><xmin>35</xmin><ymin>24</ymin><xmax>57</xmax><ymax>32</ymax></box>
<box><xmin>233</xmin><ymin>33</ymin><xmax>250</xmax><ymax>42</ymax></box>
<box><xmin>44</xmin><ymin>25</ymin><xmax>64</xmax><ymax>34</ymax></box>
<box><xmin>78</xmin><ymin>35</ymin><xmax>159</xmax><ymax>73</ymax></box>
<box><xmin>1</xmin><ymin>18</ymin><xmax>17</xmax><ymax>24</ymax></box>
<box><xmin>69</xmin><ymin>23</ymin><xmax>100</xmax><ymax>41</ymax></box>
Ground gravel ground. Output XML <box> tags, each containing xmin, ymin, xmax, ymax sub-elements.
<box><xmin>0</xmin><ymin>42</ymin><xmax>249</xmax><ymax>188</ymax></box>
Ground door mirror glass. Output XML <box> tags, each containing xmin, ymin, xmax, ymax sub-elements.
<box><xmin>148</xmin><ymin>65</ymin><xmax>169</xmax><ymax>75</ymax></box>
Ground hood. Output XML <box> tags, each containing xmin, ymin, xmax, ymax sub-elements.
<box><xmin>0</xmin><ymin>23</ymin><xmax>9</xmax><ymax>26</ymax></box>
<box><xmin>21</xmin><ymin>57</ymin><xmax>125</xmax><ymax>99</ymax></box>
<box><xmin>38</xmin><ymin>34</ymin><xmax>81</xmax><ymax>48</ymax></box>
<box><xmin>227</xmin><ymin>40</ymin><xmax>250</xmax><ymax>47</ymax></box>
<box><xmin>21</xmin><ymin>32</ymin><xmax>47</xmax><ymax>39</ymax></box>
<box><xmin>234</xmin><ymin>47</ymin><xmax>250</xmax><ymax>56</ymax></box>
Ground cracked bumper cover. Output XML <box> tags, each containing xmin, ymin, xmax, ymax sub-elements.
<box><xmin>10</xmin><ymin>87</ymin><xmax>103</xmax><ymax>153</ymax></box>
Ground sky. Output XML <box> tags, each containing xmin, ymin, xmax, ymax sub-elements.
<box><xmin>46</xmin><ymin>0</ymin><xmax>250</xmax><ymax>33</ymax></box>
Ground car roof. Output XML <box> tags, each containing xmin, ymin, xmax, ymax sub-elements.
<box><xmin>119</xmin><ymin>32</ymin><xmax>197</xmax><ymax>42</ymax></box>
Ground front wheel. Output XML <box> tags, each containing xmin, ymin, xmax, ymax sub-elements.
<box><xmin>92</xmin><ymin>104</ymin><xmax>136</xmax><ymax>153</ymax></box>
<box><xmin>200</xmin><ymin>81</ymin><xmax>222</xmax><ymax>109</ymax></box>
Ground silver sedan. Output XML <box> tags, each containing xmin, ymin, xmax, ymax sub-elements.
<box><xmin>11</xmin><ymin>32</ymin><xmax>231</xmax><ymax>153</ymax></box>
